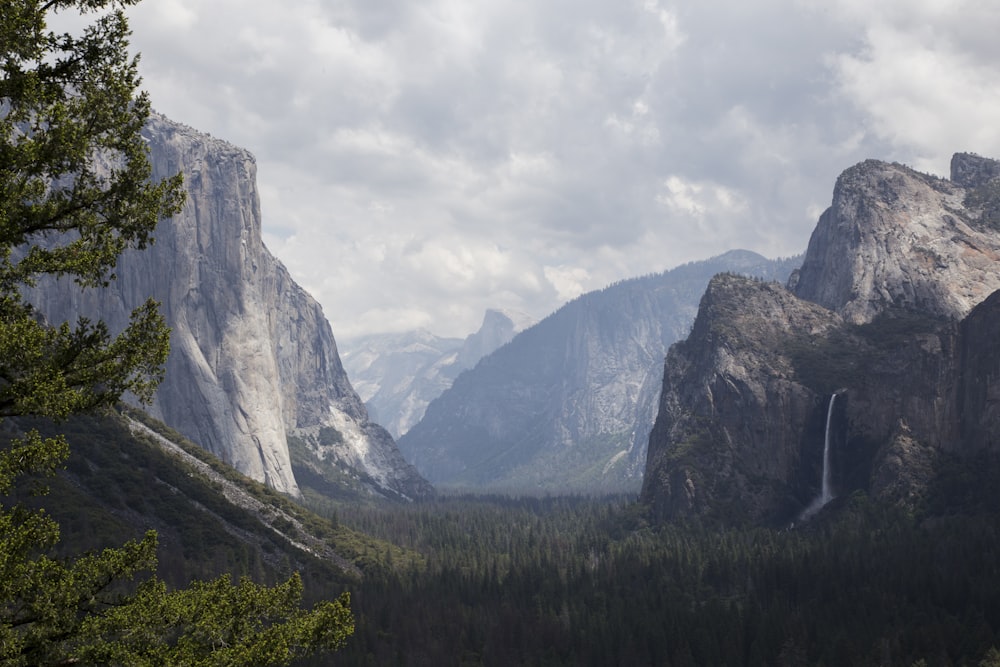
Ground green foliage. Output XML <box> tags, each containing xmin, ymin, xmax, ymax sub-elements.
<box><xmin>663</xmin><ymin>419</ymin><xmax>715</xmax><ymax>464</ymax></box>
<box><xmin>77</xmin><ymin>575</ymin><xmax>352</xmax><ymax>666</ymax></box>
<box><xmin>4</xmin><ymin>410</ymin><xmax>363</xmax><ymax>665</ymax></box>
<box><xmin>854</xmin><ymin>307</ymin><xmax>949</xmax><ymax>344</ymax></box>
<box><xmin>784</xmin><ymin>308</ymin><xmax>948</xmax><ymax>396</ymax></box>
<box><xmin>0</xmin><ymin>299</ymin><xmax>170</xmax><ymax>417</ymax></box>
<box><xmin>0</xmin><ymin>522</ymin><xmax>158</xmax><ymax>666</ymax></box>
<box><xmin>0</xmin><ymin>2</ymin><xmax>353</xmax><ymax>664</ymax></box>
<box><xmin>964</xmin><ymin>179</ymin><xmax>1000</xmax><ymax>230</ymax></box>
<box><xmin>980</xmin><ymin>647</ymin><xmax>1000</xmax><ymax>667</ymax></box>
<box><xmin>0</xmin><ymin>0</ymin><xmax>182</xmax><ymax>418</ymax></box>
<box><xmin>784</xmin><ymin>326</ymin><xmax>867</xmax><ymax>395</ymax></box>
<box><xmin>325</xmin><ymin>491</ymin><xmax>1000</xmax><ymax>666</ymax></box>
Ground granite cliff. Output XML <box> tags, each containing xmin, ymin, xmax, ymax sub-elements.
<box><xmin>398</xmin><ymin>251</ymin><xmax>799</xmax><ymax>493</ymax></box>
<box><xmin>642</xmin><ymin>154</ymin><xmax>1000</xmax><ymax>523</ymax></box>
<box><xmin>26</xmin><ymin>113</ymin><xmax>432</xmax><ymax>501</ymax></box>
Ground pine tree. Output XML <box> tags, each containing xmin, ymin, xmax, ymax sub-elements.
<box><xmin>0</xmin><ymin>2</ymin><xmax>353</xmax><ymax>664</ymax></box>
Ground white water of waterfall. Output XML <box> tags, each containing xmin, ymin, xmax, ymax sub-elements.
<box><xmin>800</xmin><ymin>393</ymin><xmax>838</xmax><ymax>521</ymax></box>
<box><xmin>819</xmin><ymin>392</ymin><xmax>837</xmax><ymax>505</ymax></box>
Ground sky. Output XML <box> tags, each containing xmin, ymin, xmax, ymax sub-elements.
<box><xmin>80</xmin><ymin>1</ymin><xmax>1000</xmax><ymax>338</ymax></box>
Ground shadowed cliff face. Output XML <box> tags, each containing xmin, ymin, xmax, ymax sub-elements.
<box><xmin>640</xmin><ymin>275</ymin><xmax>842</xmax><ymax>522</ymax></box>
<box><xmin>642</xmin><ymin>154</ymin><xmax>1000</xmax><ymax>524</ymax></box>
<box><xmin>26</xmin><ymin>114</ymin><xmax>432</xmax><ymax>500</ymax></box>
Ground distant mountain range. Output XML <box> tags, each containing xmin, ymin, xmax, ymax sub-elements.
<box><xmin>397</xmin><ymin>250</ymin><xmax>800</xmax><ymax>494</ymax></box>
<box><xmin>341</xmin><ymin>309</ymin><xmax>536</xmax><ymax>439</ymax></box>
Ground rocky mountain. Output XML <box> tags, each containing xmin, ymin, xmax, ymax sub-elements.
<box><xmin>641</xmin><ymin>154</ymin><xmax>1000</xmax><ymax>524</ymax></box>
<box><xmin>25</xmin><ymin>113</ymin><xmax>432</xmax><ymax>501</ymax></box>
<box><xmin>341</xmin><ymin>309</ymin><xmax>536</xmax><ymax>438</ymax></box>
<box><xmin>454</xmin><ymin>308</ymin><xmax>538</xmax><ymax>370</ymax></box>
<box><xmin>397</xmin><ymin>251</ymin><xmax>800</xmax><ymax>493</ymax></box>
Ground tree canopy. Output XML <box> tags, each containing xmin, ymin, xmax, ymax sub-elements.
<box><xmin>0</xmin><ymin>1</ymin><xmax>353</xmax><ymax>664</ymax></box>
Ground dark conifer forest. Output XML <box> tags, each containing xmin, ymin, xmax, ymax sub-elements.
<box><xmin>15</xmin><ymin>411</ymin><xmax>1000</xmax><ymax>666</ymax></box>
<box><xmin>317</xmin><ymin>475</ymin><xmax>1000</xmax><ymax>667</ymax></box>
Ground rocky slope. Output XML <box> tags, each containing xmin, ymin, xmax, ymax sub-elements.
<box><xmin>642</xmin><ymin>154</ymin><xmax>1000</xmax><ymax>524</ymax></box>
<box><xmin>26</xmin><ymin>113</ymin><xmax>431</xmax><ymax>501</ymax></box>
<box><xmin>398</xmin><ymin>251</ymin><xmax>799</xmax><ymax>493</ymax></box>
<box><xmin>341</xmin><ymin>309</ymin><xmax>536</xmax><ymax>438</ymax></box>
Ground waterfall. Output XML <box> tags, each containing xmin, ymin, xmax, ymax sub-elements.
<box><xmin>819</xmin><ymin>392</ymin><xmax>837</xmax><ymax>505</ymax></box>
<box><xmin>801</xmin><ymin>393</ymin><xmax>838</xmax><ymax>521</ymax></box>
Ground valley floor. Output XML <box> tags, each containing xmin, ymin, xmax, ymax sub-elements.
<box><xmin>305</xmin><ymin>486</ymin><xmax>1000</xmax><ymax>667</ymax></box>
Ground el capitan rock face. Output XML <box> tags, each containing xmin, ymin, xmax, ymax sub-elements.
<box><xmin>642</xmin><ymin>154</ymin><xmax>1000</xmax><ymax>524</ymax></box>
<box><xmin>27</xmin><ymin>114</ymin><xmax>431</xmax><ymax>500</ymax></box>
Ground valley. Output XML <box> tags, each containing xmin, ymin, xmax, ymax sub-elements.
<box><xmin>10</xmin><ymin>74</ymin><xmax>1000</xmax><ymax>664</ymax></box>
<box><xmin>23</xmin><ymin>413</ymin><xmax>1000</xmax><ymax>665</ymax></box>
<box><xmin>9</xmin><ymin>3</ymin><xmax>1000</xmax><ymax>664</ymax></box>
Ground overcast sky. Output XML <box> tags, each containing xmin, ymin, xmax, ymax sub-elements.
<box><xmin>108</xmin><ymin>0</ymin><xmax>1000</xmax><ymax>340</ymax></box>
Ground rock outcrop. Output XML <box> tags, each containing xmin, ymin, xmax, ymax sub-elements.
<box><xmin>640</xmin><ymin>275</ymin><xmax>842</xmax><ymax>520</ymax></box>
<box><xmin>642</xmin><ymin>154</ymin><xmax>1000</xmax><ymax>524</ymax></box>
<box><xmin>792</xmin><ymin>159</ymin><xmax>1000</xmax><ymax>323</ymax></box>
<box><xmin>454</xmin><ymin>309</ymin><xmax>537</xmax><ymax>371</ymax></box>
<box><xmin>26</xmin><ymin>113</ymin><xmax>432</xmax><ymax>500</ymax></box>
<box><xmin>398</xmin><ymin>251</ymin><xmax>799</xmax><ymax>493</ymax></box>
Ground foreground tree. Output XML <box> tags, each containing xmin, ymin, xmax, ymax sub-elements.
<box><xmin>0</xmin><ymin>1</ymin><xmax>353</xmax><ymax>664</ymax></box>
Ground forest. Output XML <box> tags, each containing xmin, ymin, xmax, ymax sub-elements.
<box><xmin>15</xmin><ymin>409</ymin><xmax>1000</xmax><ymax>665</ymax></box>
<box><xmin>308</xmin><ymin>467</ymin><xmax>1000</xmax><ymax>667</ymax></box>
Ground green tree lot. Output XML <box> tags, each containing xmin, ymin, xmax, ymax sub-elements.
<box><xmin>24</xmin><ymin>443</ymin><xmax>1000</xmax><ymax>666</ymax></box>
<box><xmin>327</xmin><ymin>489</ymin><xmax>1000</xmax><ymax>666</ymax></box>
<box><xmin>0</xmin><ymin>1</ymin><xmax>352</xmax><ymax>664</ymax></box>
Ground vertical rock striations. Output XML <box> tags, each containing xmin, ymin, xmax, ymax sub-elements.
<box><xmin>640</xmin><ymin>275</ymin><xmax>843</xmax><ymax>521</ymax></box>
<box><xmin>27</xmin><ymin>113</ymin><xmax>431</xmax><ymax>500</ymax></box>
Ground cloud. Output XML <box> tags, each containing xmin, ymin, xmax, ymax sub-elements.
<box><xmin>112</xmin><ymin>0</ymin><xmax>1000</xmax><ymax>338</ymax></box>
<box><xmin>544</xmin><ymin>265</ymin><xmax>592</xmax><ymax>303</ymax></box>
<box><xmin>829</xmin><ymin>0</ymin><xmax>1000</xmax><ymax>172</ymax></box>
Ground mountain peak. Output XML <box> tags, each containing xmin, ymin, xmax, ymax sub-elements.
<box><xmin>456</xmin><ymin>309</ymin><xmax>538</xmax><ymax>370</ymax></box>
<box><xmin>792</xmin><ymin>155</ymin><xmax>1000</xmax><ymax>324</ymax></box>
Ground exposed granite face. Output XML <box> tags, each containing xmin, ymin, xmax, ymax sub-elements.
<box><xmin>950</xmin><ymin>152</ymin><xmax>1000</xmax><ymax>188</ymax></box>
<box><xmin>26</xmin><ymin>114</ymin><xmax>431</xmax><ymax>500</ymax></box>
<box><xmin>642</xmin><ymin>154</ymin><xmax>1000</xmax><ymax>525</ymax></box>
<box><xmin>958</xmin><ymin>290</ymin><xmax>1000</xmax><ymax>453</ymax></box>
<box><xmin>792</xmin><ymin>159</ymin><xmax>1000</xmax><ymax>324</ymax></box>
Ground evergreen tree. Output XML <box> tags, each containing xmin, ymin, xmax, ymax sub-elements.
<box><xmin>0</xmin><ymin>1</ymin><xmax>352</xmax><ymax>664</ymax></box>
